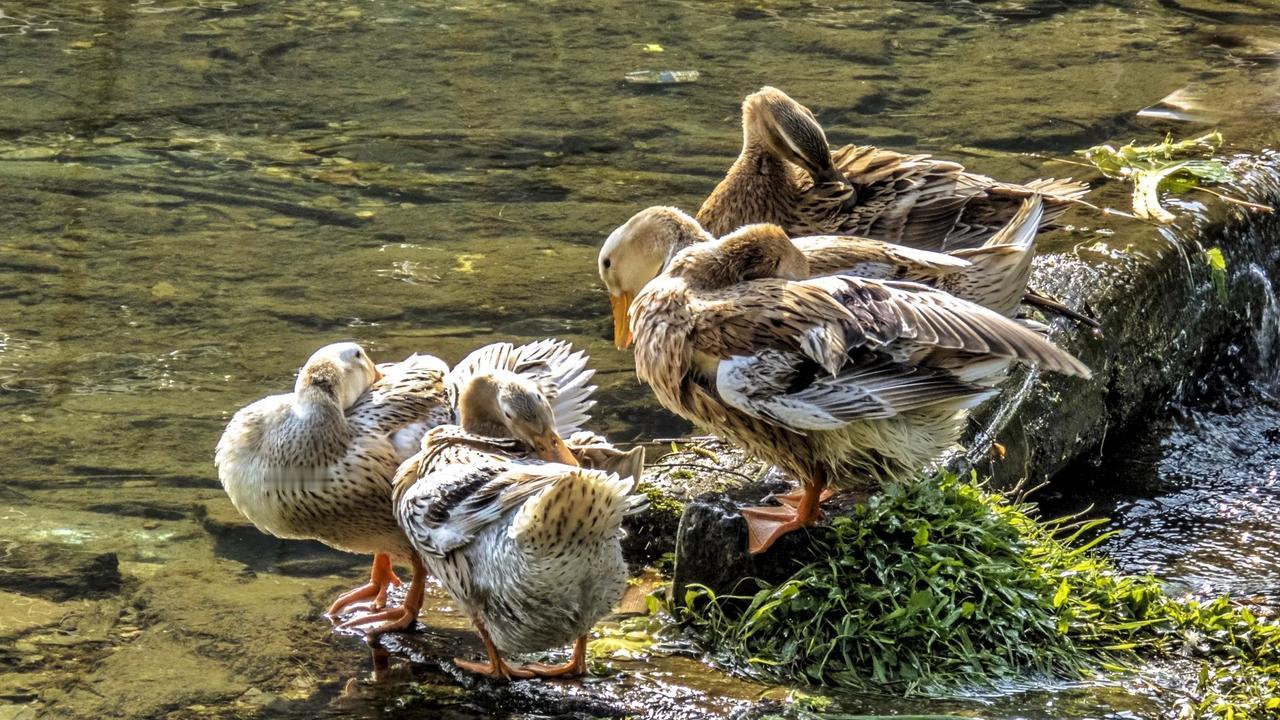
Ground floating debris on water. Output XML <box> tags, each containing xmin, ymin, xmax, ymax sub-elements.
<box><xmin>624</xmin><ymin>70</ymin><xmax>700</xmax><ymax>84</ymax></box>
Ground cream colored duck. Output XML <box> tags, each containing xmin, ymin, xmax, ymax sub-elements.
<box><xmin>627</xmin><ymin>227</ymin><xmax>1091</xmax><ymax>553</ymax></box>
<box><xmin>394</xmin><ymin>370</ymin><xmax>645</xmax><ymax>680</ymax></box>
<box><xmin>215</xmin><ymin>339</ymin><xmax>597</xmax><ymax>636</ymax></box>
<box><xmin>601</xmin><ymin>197</ymin><xmax>1084</xmax><ymax>348</ymax></box>
<box><xmin>697</xmin><ymin>86</ymin><xmax>1090</xmax><ymax>249</ymax></box>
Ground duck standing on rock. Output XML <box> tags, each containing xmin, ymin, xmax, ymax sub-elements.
<box><xmin>626</xmin><ymin>225</ymin><xmax>1091</xmax><ymax>553</ymax></box>
<box><xmin>215</xmin><ymin>339</ymin><xmax>597</xmax><ymax>636</ymax></box>
<box><xmin>394</xmin><ymin>370</ymin><xmax>646</xmax><ymax>680</ymax></box>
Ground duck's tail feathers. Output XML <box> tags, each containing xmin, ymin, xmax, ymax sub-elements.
<box><xmin>446</xmin><ymin>339</ymin><xmax>597</xmax><ymax>436</ymax></box>
<box><xmin>510</xmin><ymin>468</ymin><xmax>648</xmax><ymax>556</ymax></box>
<box><xmin>1022</xmin><ymin>177</ymin><xmax>1092</xmax><ymax>203</ymax></box>
<box><xmin>942</xmin><ymin>196</ymin><xmax>1043</xmax><ymax>317</ymax></box>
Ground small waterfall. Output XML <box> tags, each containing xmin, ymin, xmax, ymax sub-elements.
<box><xmin>1246</xmin><ymin>263</ymin><xmax>1280</xmax><ymax>391</ymax></box>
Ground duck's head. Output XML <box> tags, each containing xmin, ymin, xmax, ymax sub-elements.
<box><xmin>669</xmin><ymin>223</ymin><xmax>809</xmax><ymax>290</ymax></box>
<box><xmin>742</xmin><ymin>86</ymin><xmax>842</xmax><ymax>185</ymax></box>
<box><xmin>458</xmin><ymin>370</ymin><xmax>578</xmax><ymax>465</ymax></box>
<box><xmin>296</xmin><ymin>342</ymin><xmax>382</xmax><ymax>410</ymax></box>
<box><xmin>599</xmin><ymin>206</ymin><xmax>713</xmax><ymax>350</ymax></box>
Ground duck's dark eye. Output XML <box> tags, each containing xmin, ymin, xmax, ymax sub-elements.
<box><xmin>602</xmin><ymin>258</ymin><xmax>611</xmax><ymax>270</ymax></box>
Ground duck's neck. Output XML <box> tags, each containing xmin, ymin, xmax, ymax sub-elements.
<box><xmin>293</xmin><ymin>384</ymin><xmax>345</xmax><ymax>423</ymax></box>
<box><xmin>698</xmin><ymin>142</ymin><xmax>799</xmax><ymax>237</ymax></box>
<box><xmin>460</xmin><ymin>415</ymin><xmax>512</xmax><ymax>440</ymax></box>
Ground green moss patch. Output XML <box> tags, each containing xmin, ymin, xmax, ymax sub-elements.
<box><xmin>680</xmin><ymin>473</ymin><xmax>1279</xmax><ymax>714</ymax></box>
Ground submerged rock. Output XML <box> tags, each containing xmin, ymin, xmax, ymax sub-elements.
<box><xmin>0</xmin><ymin>544</ymin><xmax>121</xmax><ymax>602</ymax></box>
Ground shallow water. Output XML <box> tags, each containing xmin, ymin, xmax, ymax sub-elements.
<box><xmin>3</xmin><ymin>0</ymin><xmax>1280</xmax><ymax>718</ymax></box>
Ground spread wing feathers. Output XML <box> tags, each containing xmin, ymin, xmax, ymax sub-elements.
<box><xmin>445</xmin><ymin>339</ymin><xmax>597</xmax><ymax>435</ymax></box>
<box><xmin>826</xmin><ymin>144</ymin><xmax>978</xmax><ymax>251</ymax></box>
<box><xmin>690</xmin><ymin>275</ymin><xmax>1091</xmax><ymax>381</ymax></box>
<box><xmin>948</xmin><ymin>174</ymin><xmax>1091</xmax><ymax>246</ymax></box>
<box><xmin>716</xmin><ymin>349</ymin><xmax>996</xmax><ymax>431</ymax></box>
<box><xmin>827</xmin><ymin>278</ymin><xmax>1091</xmax><ymax>378</ymax></box>
<box><xmin>791</xmin><ymin>234</ymin><xmax>971</xmax><ymax>283</ymax></box>
<box><xmin>397</xmin><ymin>461</ymin><xmax>561</xmax><ymax>557</ymax></box>
<box><xmin>509</xmin><ymin>467</ymin><xmax>648</xmax><ymax>558</ymax></box>
<box><xmin>348</xmin><ymin>353</ymin><xmax>451</xmax><ymax>442</ymax></box>
<box><xmin>939</xmin><ymin>196</ymin><xmax>1043</xmax><ymax>316</ymax></box>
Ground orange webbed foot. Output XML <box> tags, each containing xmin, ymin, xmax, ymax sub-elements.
<box><xmin>326</xmin><ymin>553</ymin><xmax>402</xmax><ymax>617</ymax></box>
<box><xmin>339</xmin><ymin>604</ymin><xmax>418</xmax><ymax>636</ymax></box>
<box><xmin>742</xmin><ymin>482</ymin><xmax>828</xmax><ymax>554</ymax></box>
<box><xmin>515</xmin><ymin>636</ymin><xmax>588</xmax><ymax>678</ymax></box>
<box><xmin>770</xmin><ymin>487</ymin><xmax>835</xmax><ymax>509</ymax></box>
<box><xmin>741</xmin><ymin>505</ymin><xmax>812</xmax><ymax>554</ymax></box>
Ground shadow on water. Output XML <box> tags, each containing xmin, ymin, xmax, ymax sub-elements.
<box><xmin>1</xmin><ymin>0</ymin><xmax>1280</xmax><ymax>718</ymax></box>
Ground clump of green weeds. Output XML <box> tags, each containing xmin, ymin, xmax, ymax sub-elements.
<box><xmin>681</xmin><ymin>472</ymin><xmax>1280</xmax><ymax>714</ymax></box>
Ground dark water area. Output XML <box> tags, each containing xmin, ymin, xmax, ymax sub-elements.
<box><xmin>3</xmin><ymin>0</ymin><xmax>1280</xmax><ymax>718</ymax></box>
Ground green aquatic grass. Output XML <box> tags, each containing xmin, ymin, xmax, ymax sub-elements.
<box><xmin>680</xmin><ymin>473</ymin><xmax>1280</xmax><ymax>715</ymax></box>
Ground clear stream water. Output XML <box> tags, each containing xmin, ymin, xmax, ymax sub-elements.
<box><xmin>1</xmin><ymin>1</ymin><xmax>1280</xmax><ymax>718</ymax></box>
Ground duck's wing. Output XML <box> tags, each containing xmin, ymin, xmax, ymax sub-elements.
<box><xmin>446</xmin><ymin>339</ymin><xmax>597</xmax><ymax>436</ymax></box>
<box><xmin>826</xmin><ymin>145</ymin><xmax>979</xmax><ymax>251</ymax></box>
<box><xmin>790</xmin><ymin>234</ymin><xmax>971</xmax><ymax>282</ymax></box>
<box><xmin>396</xmin><ymin>460</ymin><xmax>567</xmax><ymax>557</ymax></box>
<box><xmin>939</xmin><ymin>196</ymin><xmax>1042</xmax><ymax>317</ymax></box>
<box><xmin>565</xmin><ymin>431</ymin><xmax>646</xmax><ymax>482</ymax></box>
<box><xmin>691</xmin><ymin>276</ymin><xmax>1090</xmax><ymax>432</ymax></box>
<box><xmin>348</xmin><ymin>354</ymin><xmax>452</xmax><ymax>458</ymax></box>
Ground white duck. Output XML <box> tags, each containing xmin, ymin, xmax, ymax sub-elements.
<box><xmin>394</xmin><ymin>370</ymin><xmax>646</xmax><ymax>679</ymax></box>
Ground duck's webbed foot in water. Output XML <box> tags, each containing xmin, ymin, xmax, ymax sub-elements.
<box><xmin>742</xmin><ymin>477</ymin><xmax>828</xmax><ymax>554</ymax></box>
<box><xmin>327</xmin><ymin>553</ymin><xmax>402</xmax><ymax>617</ymax></box>
<box><xmin>454</xmin><ymin>621</ymin><xmax>535</xmax><ymax>680</ymax></box>
<box><xmin>516</xmin><ymin>636</ymin><xmax>589</xmax><ymax>678</ymax></box>
<box><xmin>338</xmin><ymin>555</ymin><xmax>426</xmax><ymax>637</ymax></box>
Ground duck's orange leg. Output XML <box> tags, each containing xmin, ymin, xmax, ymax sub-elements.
<box><xmin>515</xmin><ymin>635</ymin><xmax>589</xmax><ymax>678</ymax></box>
<box><xmin>742</xmin><ymin>474</ymin><xmax>827</xmax><ymax>555</ymax></box>
<box><xmin>326</xmin><ymin>553</ymin><xmax>402</xmax><ymax>617</ymax></box>
<box><xmin>454</xmin><ymin>620</ymin><xmax>534</xmax><ymax>680</ymax></box>
<box><xmin>339</xmin><ymin>555</ymin><xmax>426</xmax><ymax>636</ymax></box>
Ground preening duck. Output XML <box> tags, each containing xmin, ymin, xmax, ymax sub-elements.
<box><xmin>696</xmin><ymin>86</ymin><xmax>1090</xmax><ymax>249</ymax></box>
<box><xmin>601</xmin><ymin>196</ymin><xmax>1091</xmax><ymax>348</ymax></box>
<box><xmin>215</xmin><ymin>342</ymin><xmax>448</xmax><ymax>621</ymax></box>
<box><xmin>215</xmin><ymin>339</ymin><xmax>597</xmax><ymax>636</ymax></box>
<box><xmin>627</xmin><ymin>226</ymin><xmax>1091</xmax><ymax>553</ymax></box>
<box><xmin>394</xmin><ymin>370</ymin><xmax>645</xmax><ymax>679</ymax></box>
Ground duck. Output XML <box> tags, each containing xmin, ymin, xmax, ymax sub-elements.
<box><xmin>215</xmin><ymin>339</ymin><xmax>597</xmax><ymax>636</ymax></box>
<box><xmin>696</xmin><ymin>86</ymin><xmax>1090</xmax><ymax>251</ymax></box>
<box><xmin>394</xmin><ymin>369</ymin><xmax>646</xmax><ymax>679</ymax></box>
<box><xmin>626</xmin><ymin>226</ymin><xmax>1091</xmax><ymax>554</ymax></box>
<box><xmin>601</xmin><ymin>196</ymin><xmax>1094</xmax><ymax>348</ymax></box>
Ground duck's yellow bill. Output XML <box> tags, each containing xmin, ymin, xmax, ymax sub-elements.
<box><xmin>535</xmin><ymin>432</ymin><xmax>580</xmax><ymax>466</ymax></box>
<box><xmin>610</xmin><ymin>293</ymin><xmax>634</xmax><ymax>350</ymax></box>
<box><xmin>370</xmin><ymin>364</ymin><xmax>385</xmax><ymax>383</ymax></box>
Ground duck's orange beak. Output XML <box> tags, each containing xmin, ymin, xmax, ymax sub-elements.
<box><xmin>370</xmin><ymin>363</ymin><xmax>385</xmax><ymax>383</ymax></box>
<box><xmin>610</xmin><ymin>293</ymin><xmax>634</xmax><ymax>350</ymax></box>
<box><xmin>534</xmin><ymin>431</ymin><xmax>579</xmax><ymax>466</ymax></box>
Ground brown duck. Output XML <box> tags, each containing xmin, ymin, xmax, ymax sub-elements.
<box><xmin>696</xmin><ymin>86</ymin><xmax>1090</xmax><ymax>251</ymax></box>
<box><xmin>627</xmin><ymin>226</ymin><xmax>1091</xmax><ymax>553</ymax></box>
